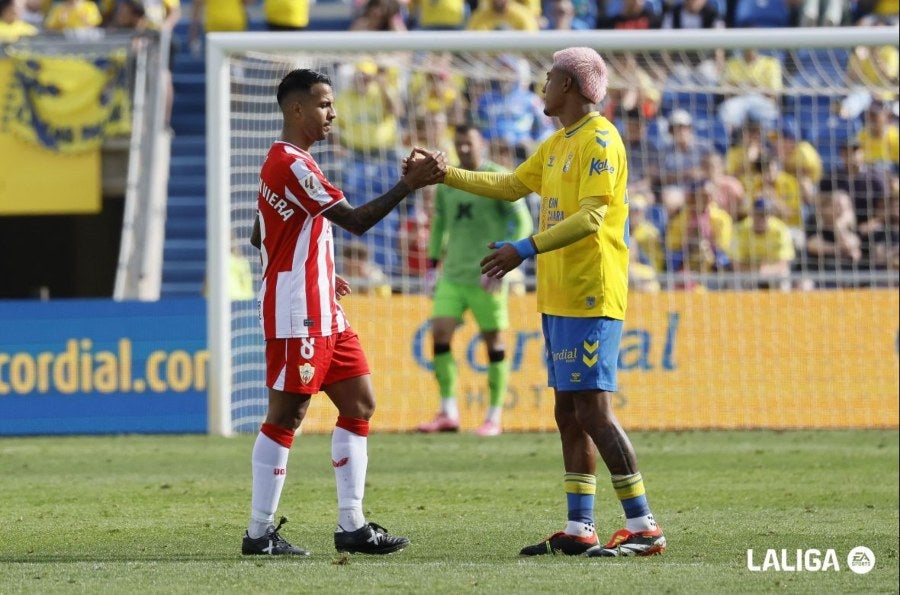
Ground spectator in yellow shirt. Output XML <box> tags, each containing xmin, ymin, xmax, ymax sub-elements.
<box><xmin>408</xmin><ymin>66</ymin><xmax>467</xmax><ymax>125</ymax></box>
<box><xmin>857</xmin><ymin>98</ymin><xmax>900</xmax><ymax>173</ymax></box>
<box><xmin>848</xmin><ymin>44</ymin><xmax>899</xmax><ymax>89</ymax></box>
<box><xmin>724</xmin><ymin>116</ymin><xmax>767</xmax><ymax>178</ymax></box>
<box><xmin>769</xmin><ymin>121</ymin><xmax>823</xmax><ymax>198</ymax></box>
<box><xmin>666</xmin><ymin>180</ymin><xmax>733</xmax><ymax>275</ymax></box>
<box><xmin>732</xmin><ymin>197</ymin><xmax>796</xmax><ymax>290</ymax></box>
<box><xmin>0</xmin><ymin>0</ymin><xmax>39</xmax><ymax>42</ymax></box>
<box><xmin>334</xmin><ymin>59</ymin><xmax>404</xmax><ymax>155</ymax></box>
<box><xmin>408</xmin><ymin>0</ymin><xmax>468</xmax><ymax>29</ymax></box>
<box><xmin>843</xmin><ymin>46</ymin><xmax>898</xmax><ymax>120</ymax></box>
<box><xmin>718</xmin><ymin>49</ymin><xmax>783</xmax><ymax>133</ymax></box>
<box><xmin>264</xmin><ymin>0</ymin><xmax>311</xmax><ymax>30</ymax></box>
<box><xmin>741</xmin><ymin>153</ymin><xmax>807</xmax><ymax>237</ymax></box>
<box><xmin>855</xmin><ymin>0</ymin><xmax>899</xmax><ymax>25</ymax></box>
<box><xmin>189</xmin><ymin>0</ymin><xmax>252</xmax><ymax>52</ymax></box>
<box><xmin>467</xmin><ymin>0</ymin><xmax>539</xmax><ymax>30</ymax></box>
<box><xmin>44</xmin><ymin>0</ymin><xmax>102</xmax><ymax>31</ymax></box>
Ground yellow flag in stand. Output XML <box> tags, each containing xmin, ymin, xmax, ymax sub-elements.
<box><xmin>3</xmin><ymin>49</ymin><xmax>131</xmax><ymax>153</ymax></box>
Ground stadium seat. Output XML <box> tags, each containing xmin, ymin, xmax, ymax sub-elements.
<box><xmin>805</xmin><ymin>114</ymin><xmax>862</xmax><ymax>164</ymax></box>
<box><xmin>165</xmin><ymin>43</ymin><xmax>209</xmax><ymax>298</ymax></box>
<box><xmin>695</xmin><ymin>125</ymin><xmax>729</xmax><ymax>155</ymax></box>
<box><xmin>659</xmin><ymin>90</ymin><xmax>717</xmax><ymax>120</ymax></box>
<box><xmin>734</xmin><ymin>0</ymin><xmax>792</xmax><ymax>27</ymax></box>
<box><xmin>645</xmin><ymin>116</ymin><xmax>668</xmax><ymax>147</ymax></box>
<box><xmin>336</xmin><ymin>156</ymin><xmax>403</xmax><ymax>276</ymax></box>
<box><xmin>645</xmin><ymin>204</ymin><xmax>668</xmax><ymax>238</ymax></box>
<box><xmin>794</xmin><ymin>100</ymin><xmax>854</xmax><ymax>143</ymax></box>
<box><xmin>791</xmin><ymin>48</ymin><xmax>850</xmax><ymax>86</ymax></box>
<box><xmin>603</xmin><ymin>0</ymin><xmax>662</xmax><ymax>17</ymax></box>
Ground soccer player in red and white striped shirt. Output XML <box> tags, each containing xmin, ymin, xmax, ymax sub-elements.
<box><xmin>242</xmin><ymin>68</ymin><xmax>445</xmax><ymax>557</ymax></box>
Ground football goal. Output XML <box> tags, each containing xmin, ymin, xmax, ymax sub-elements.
<box><xmin>206</xmin><ymin>28</ymin><xmax>899</xmax><ymax>436</ymax></box>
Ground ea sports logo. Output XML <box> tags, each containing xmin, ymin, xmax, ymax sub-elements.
<box><xmin>846</xmin><ymin>546</ymin><xmax>875</xmax><ymax>575</ymax></box>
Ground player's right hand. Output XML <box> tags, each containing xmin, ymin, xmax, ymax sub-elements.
<box><xmin>401</xmin><ymin>147</ymin><xmax>446</xmax><ymax>188</ymax></box>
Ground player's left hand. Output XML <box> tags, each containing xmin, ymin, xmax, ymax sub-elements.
<box><xmin>335</xmin><ymin>274</ymin><xmax>352</xmax><ymax>300</ymax></box>
<box><xmin>480</xmin><ymin>242</ymin><xmax>525</xmax><ymax>279</ymax></box>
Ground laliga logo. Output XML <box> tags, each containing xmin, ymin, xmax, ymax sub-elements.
<box><xmin>747</xmin><ymin>546</ymin><xmax>875</xmax><ymax>574</ymax></box>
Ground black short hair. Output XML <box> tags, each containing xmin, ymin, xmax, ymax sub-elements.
<box><xmin>453</xmin><ymin>121</ymin><xmax>482</xmax><ymax>137</ymax></box>
<box><xmin>121</xmin><ymin>0</ymin><xmax>146</xmax><ymax>17</ymax></box>
<box><xmin>0</xmin><ymin>0</ymin><xmax>14</xmax><ymax>13</ymax></box>
<box><xmin>277</xmin><ymin>69</ymin><xmax>331</xmax><ymax>108</ymax></box>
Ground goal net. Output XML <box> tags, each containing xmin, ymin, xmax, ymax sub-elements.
<box><xmin>206</xmin><ymin>29</ymin><xmax>899</xmax><ymax>436</ymax></box>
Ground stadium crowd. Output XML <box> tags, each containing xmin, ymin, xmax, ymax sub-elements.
<box><xmin>1</xmin><ymin>0</ymin><xmax>897</xmax><ymax>293</ymax></box>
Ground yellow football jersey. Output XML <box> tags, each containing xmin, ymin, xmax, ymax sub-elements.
<box><xmin>514</xmin><ymin>112</ymin><xmax>629</xmax><ymax>319</ymax></box>
<box><xmin>733</xmin><ymin>216</ymin><xmax>795</xmax><ymax>265</ymax></box>
<box><xmin>858</xmin><ymin>126</ymin><xmax>900</xmax><ymax>168</ymax></box>
<box><xmin>44</xmin><ymin>0</ymin><xmax>102</xmax><ymax>31</ymax></box>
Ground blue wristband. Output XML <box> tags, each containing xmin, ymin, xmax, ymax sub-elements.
<box><xmin>495</xmin><ymin>238</ymin><xmax>537</xmax><ymax>259</ymax></box>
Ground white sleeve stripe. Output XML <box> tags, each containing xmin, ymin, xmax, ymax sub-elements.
<box><xmin>285</xmin><ymin>186</ymin><xmax>313</xmax><ymax>216</ymax></box>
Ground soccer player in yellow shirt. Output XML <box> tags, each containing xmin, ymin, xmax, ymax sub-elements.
<box><xmin>416</xmin><ymin>47</ymin><xmax>665</xmax><ymax>558</ymax></box>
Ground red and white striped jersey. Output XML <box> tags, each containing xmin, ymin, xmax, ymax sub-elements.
<box><xmin>256</xmin><ymin>141</ymin><xmax>349</xmax><ymax>339</ymax></box>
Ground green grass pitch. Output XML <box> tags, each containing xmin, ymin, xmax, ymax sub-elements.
<box><xmin>0</xmin><ymin>430</ymin><xmax>897</xmax><ymax>593</ymax></box>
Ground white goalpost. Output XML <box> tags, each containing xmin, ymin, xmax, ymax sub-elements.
<box><xmin>206</xmin><ymin>28</ymin><xmax>899</xmax><ymax>437</ymax></box>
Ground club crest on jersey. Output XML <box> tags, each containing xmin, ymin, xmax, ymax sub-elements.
<box><xmin>563</xmin><ymin>153</ymin><xmax>574</xmax><ymax>173</ymax></box>
<box><xmin>298</xmin><ymin>362</ymin><xmax>315</xmax><ymax>385</ymax></box>
<box><xmin>547</xmin><ymin>155</ymin><xmax>556</xmax><ymax>168</ymax></box>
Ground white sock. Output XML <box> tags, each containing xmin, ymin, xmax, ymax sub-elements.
<box><xmin>332</xmin><ymin>426</ymin><xmax>368</xmax><ymax>532</ymax></box>
<box><xmin>486</xmin><ymin>406</ymin><xmax>502</xmax><ymax>424</ymax></box>
<box><xmin>565</xmin><ymin>521</ymin><xmax>595</xmax><ymax>538</ymax></box>
<box><xmin>247</xmin><ymin>432</ymin><xmax>290</xmax><ymax>539</ymax></box>
<box><xmin>440</xmin><ymin>397</ymin><xmax>459</xmax><ymax>420</ymax></box>
<box><xmin>625</xmin><ymin>514</ymin><xmax>657</xmax><ymax>532</ymax></box>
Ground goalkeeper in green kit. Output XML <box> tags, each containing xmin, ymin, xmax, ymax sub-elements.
<box><xmin>416</xmin><ymin>123</ymin><xmax>534</xmax><ymax>436</ymax></box>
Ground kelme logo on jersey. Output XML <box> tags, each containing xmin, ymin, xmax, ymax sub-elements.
<box><xmin>589</xmin><ymin>158</ymin><xmax>614</xmax><ymax>176</ymax></box>
<box><xmin>298</xmin><ymin>363</ymin><xmax>315</xmax><ymax>385</ymax></box>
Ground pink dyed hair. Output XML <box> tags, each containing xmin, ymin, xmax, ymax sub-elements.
<box><xmin>552</xmin><ymin>47</ymin><xmax>608</xmax><ymax>105</ymax></box>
